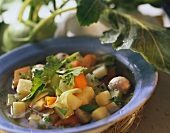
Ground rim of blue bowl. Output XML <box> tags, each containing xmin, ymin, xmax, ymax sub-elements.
<box><xmin>0</xmin><ymin>37</ymin><xmax>158</xmax><ymax>133</ymax></box>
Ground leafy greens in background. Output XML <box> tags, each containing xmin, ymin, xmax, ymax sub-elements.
<box><xmin>100</xmin><ymin>10</ymin><xmax>170</xmax><ymax>74</ymax></box>
<box><xmin>76</xmin><ymin>0</ymin><xmax>170</xmax><ymax>74</ymax></box>
<box><xmin>0</xmin><ymin>0</ymin><xmax>170</xmax><ymax>74</ymax></box>
<box><xmin>107</xmin><ymin>0</ymin><xmax>163</xmax><ymax>10</ymax></box>
<box><xmin>76</xmin><ymin>0</ymin><xmax>107</xmax><ymax>26</ymax></box>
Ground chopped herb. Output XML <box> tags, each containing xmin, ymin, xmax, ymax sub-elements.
<box><xmin>39</xmin><ymin>115</ymin><xmax>52</xmax><ymax>129</ymax></box>
<box><xmin>63</xmin><ymin>52</ymin><xmax>81</xmax><ymax>64</ymax></box>
<box><xmin>57</xmin><ymin>67</ymin><xmax>87</xmax><ymax>87</ymax></box>
<box><xmin>62</xmin><ymin>73</ymin><xmax>75</xmax><ymax>86</ymax></box>
<box><xmin>41</xmin><ymin>55</ymin><xmax>63</xmax><ymax>84</ymax></box>
<box><xmin>41</xmin><ymin>116</ymin><xmax>51</xmax><ymax>124</ymax></box>
<box><xmin>19</xmin><ymin>71</ymin><xmax>32</xmax><ymax>80</ymax></box>
<box><xmin>110</xmin><ymin>96</ymin><xmax>123</xmax><ymax>106</ymax></box>
<box><xmin>22</xmin><ymin>52</ymin><xmax>83</xmax><ymax>101</ymax></box>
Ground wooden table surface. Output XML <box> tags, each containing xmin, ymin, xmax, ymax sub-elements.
<box><xmin>135</xmin><ymin>71</ymin><xmax>170</xmax><ymax>133</ymax></box>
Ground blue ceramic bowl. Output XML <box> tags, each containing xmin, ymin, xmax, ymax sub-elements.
<box><xmin>0</xmin><ymin>37</ymin><xmax>158</xmax><ymax>133</ymax></box>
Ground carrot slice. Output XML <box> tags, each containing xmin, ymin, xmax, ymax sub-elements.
<box><xmin>74</xmin><ymin>73</ymin><xmax>87</xmax><ymax>89</ymax></box>
<box><xmin>70</xmin><ymin>60</ymin><xmax>82</xmax><ymax>67</ymax></box>
<box><xmin>55</xmin><ymin>114</ymin><xmax>80</xmax><ymax>127</ymax></box>
<box><xmin>45</xmin><ymin>96</ymin><xmax>57</xmax><ymax>105</ymax></box>
<box><xmin>14</xmin><ymin>66</ymin><xmax>31</xmax><ymax>88</ymax></box>
<box><xmin>82</xmin><ymin>54</ymin><xmax>96</xmax><ymax>68</ymax></box>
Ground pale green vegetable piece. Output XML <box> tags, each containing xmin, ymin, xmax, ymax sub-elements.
<box><xmin>54</xmin><ymin>102</ymin><xmax>74</xmax><ymax>119</ymax></box>
<box><xmin>58</xmin><ymin>79</ymin><xmax>69</xmax><ymax>92</ymax></box>
<box><xmin>12</xmin><ymin>102</ymin><xmax>26</xmax><ymax>118</ymax></box>
<box><xmin>105</xmin><ymin>102</ymin><xmax>120</xmax><ymax>114</ymax></box>
<box><xmin>95</xmin><ymin>90</ymin><xmax>111</xmax><ymax>106</ymax></box>
<box><xmin>7</xmin><ymin>94</ymin><xmax>16</xmax><ymax>106</ymax></box>
<box><xmin>59</xmin><ymin>88</ymin><xmax>82</xmax><ymax>109</ymax></box>
<box><xmin>32</xmin><ymin>98</ymin><xmax>46</xmax><ymax>111</ymax></box>
<box><xmin>51</xmin><ymin>74</ymin><xmax>60</xmax><ymax>87</ymax></box>
<box><xmin>16</xmin><ymin>79</ymin><xmax>32</xmax><ymax>99</ymax></box>
<box><xmin>91</xmin><ymin>106</ymin><xmax>110</xmax><ymax>121</ymax></box>
<box><xmin>30</xmin><ymin>91</ymin><xmax>49</xmax><ymax>107</ymax></box>
<box><xmin>67</xmin><ymin>94</ymin><xmax>83</xmax><ymax>110</ymax></box>
<box><xmin>2</xmin><ymin>22</ymin><xmax>34</xmax><ymax>52</ymax></box>
<box><xmin>92</xmin><ymin>65</ymin><xmax>107</xmax><ymax>79</ymax></box>
<box><xmin>75</xmin><ymin>108</ymin><xmax>91</xmax><ymax>124</ymax></box>
<box><xmin>85</xmin><ymin>73</ymin><xmax>100</xmax><ymax>87</ymax></box>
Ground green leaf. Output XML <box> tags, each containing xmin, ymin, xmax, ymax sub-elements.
<box><xmin>100</xmin><ymin>10</ymin><xmax>170</xmax><ymax>74</ymax></box>
<box><xmin>22</xmin><ymin>53</ymin><xmax>80</xmax><ymax>101</ymax></box>
<box><xmin>58</xmin><ymin>67</ymin><xmax>87</xmax><ymax>87</ymax></box>
<box><xmin>79</xmin><ymin>104</ymin><xmax>99</xmax><ymax>113</ymax></box>
<box><xmin>22</xmin><ymin>70</ymin><xmax>45</xmax><ymax>102</ymax></box>
<box><xmin>41</xmin><ymin>55</ymin><xmax>63</xmax><ymax>84</ymax></box>
<box><xmin>77</xmin><ymin>0</ymin><xmax>106</xmax><ymax>26</ymax></box>
<box><xmin>41</xmin><ymin>52</ymin><xmax>82</xmax><ymax>86</ymax></box>
<box><xmin>22</xmin><ymin>55</ymin><xmax>63</xmax><ymax>101</ymax></box>
<box><xmin>110</xmin><ymin>96</ymin><xmax>123</xmax><ymax>106</ymax></box>
<box><xmin>55</xmin><ymin>106</ymin><xmax>68</xmax><ymax>115</ymax></box>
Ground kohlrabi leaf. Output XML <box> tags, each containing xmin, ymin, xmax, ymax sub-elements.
<box><xmin>100</xmin><ymin>10</ymin><xmax>170</xmax><ymax>74</ymax></box>
<box><xmin>111</xmin><ymin>0</ymin><xmax>163</xmax><ymax>10</ymax></box>
<box><xmin>77</xmin><ymin>0</ymin><xmax>106</xmax><ymax>26</ymax></box>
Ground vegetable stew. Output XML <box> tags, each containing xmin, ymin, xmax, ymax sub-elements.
<box><xmin>5</xmin><ymin>52</ymin><xmax>135</xmax><ymax>129</ymax></box>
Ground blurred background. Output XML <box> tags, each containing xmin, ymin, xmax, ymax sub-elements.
<box><xmin>0</xmin><ymin>0</ymin><xmax>170</xmax><ymax>55</ymax></box>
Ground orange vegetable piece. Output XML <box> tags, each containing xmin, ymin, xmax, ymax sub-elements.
<box><xmin>55</xmin><ymin>114</ymin><xmax>80</xmax><ymax>127</ymax></box>
<box><xmin>46</xmin><ymin>96</ymin><xmax>57</xmax><ymax>105</ymax></box>
<box><xmin>74</xmin><ymin>73</ymin><xmax>87</xmax><ymax>89</ymax></box>
<box><xmin>13</xmin><ymin>66</ymin><xmax>31</xmax><ymax>88</ymax></box>
<box><xmin>70</xmin><ymin>60</ymin><xmax>82</xmax><ymax>67</ymax></box>
<box><xmin>82</xmin><ymin>54</ymin><xmax>97</xmax><ymax>68</ymax></box>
